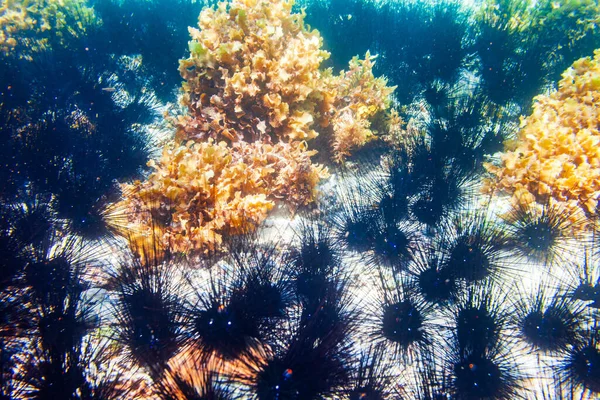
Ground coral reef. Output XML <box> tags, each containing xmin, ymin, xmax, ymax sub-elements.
<box><xmin>485</xmin><ymin>49</ymin><xmax>600</xmax><ymax>226</ymax></box>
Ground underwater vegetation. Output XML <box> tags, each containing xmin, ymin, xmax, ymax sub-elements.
<box><xmin>118</xmin><ymin>139</ymin><xmax>329</xmax><ymax>254</ymax></box>
<box><xmin>485</xmin><ymin>49</ymin><xmax>600</xmax><ymax>230</ymax></box>
<box><xmin>0</xmin><ymin>0</ymin><xmax>98</xmax><ymax>56</ymax></box>
<box><xmin>115</xmin><ymin>0</ymin><xmax>397</xmax><ymax>256</ymax></box>
<box><xmin>1</xmin><ymin>0</ymin><xmax>600</xmax><ymax>398</ymax></box>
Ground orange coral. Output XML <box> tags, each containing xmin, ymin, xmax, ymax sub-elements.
<box><xmin>485</xmin><ymin>49</ymin><xmax>600</xmax><ymax>225</ymax></box>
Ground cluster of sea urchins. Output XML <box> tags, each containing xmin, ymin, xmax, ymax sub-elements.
<box><xmin>3</xmin><ymin>182</ymin><xmax>600</xmax><ymax>399</ymax></box>
<box><xmin>1</xmin><ymin>0</ymin><xmax>600</xmax><ymax>399</ymax></box>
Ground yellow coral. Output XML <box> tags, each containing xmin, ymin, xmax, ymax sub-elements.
<box><xmin>485</xmin><ymin>49</ymin><xmax>600</xmax><ymax>226</ymax></box>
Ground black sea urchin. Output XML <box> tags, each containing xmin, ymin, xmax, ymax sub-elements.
<box><xmin>504</xmin><ymin>201</ymin><xmax>581</xmax><ymax>265</ymax></box>
<box><xmin>514</xmin><ymin>288</ymin><xmax>586</xmax><ymax>354</ymax></box>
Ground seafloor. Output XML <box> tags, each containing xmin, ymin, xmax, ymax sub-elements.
<box><xmin>1</xmin><ymin>0</ymin><xmax>600</xmax><ymax>398</ymax></box>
